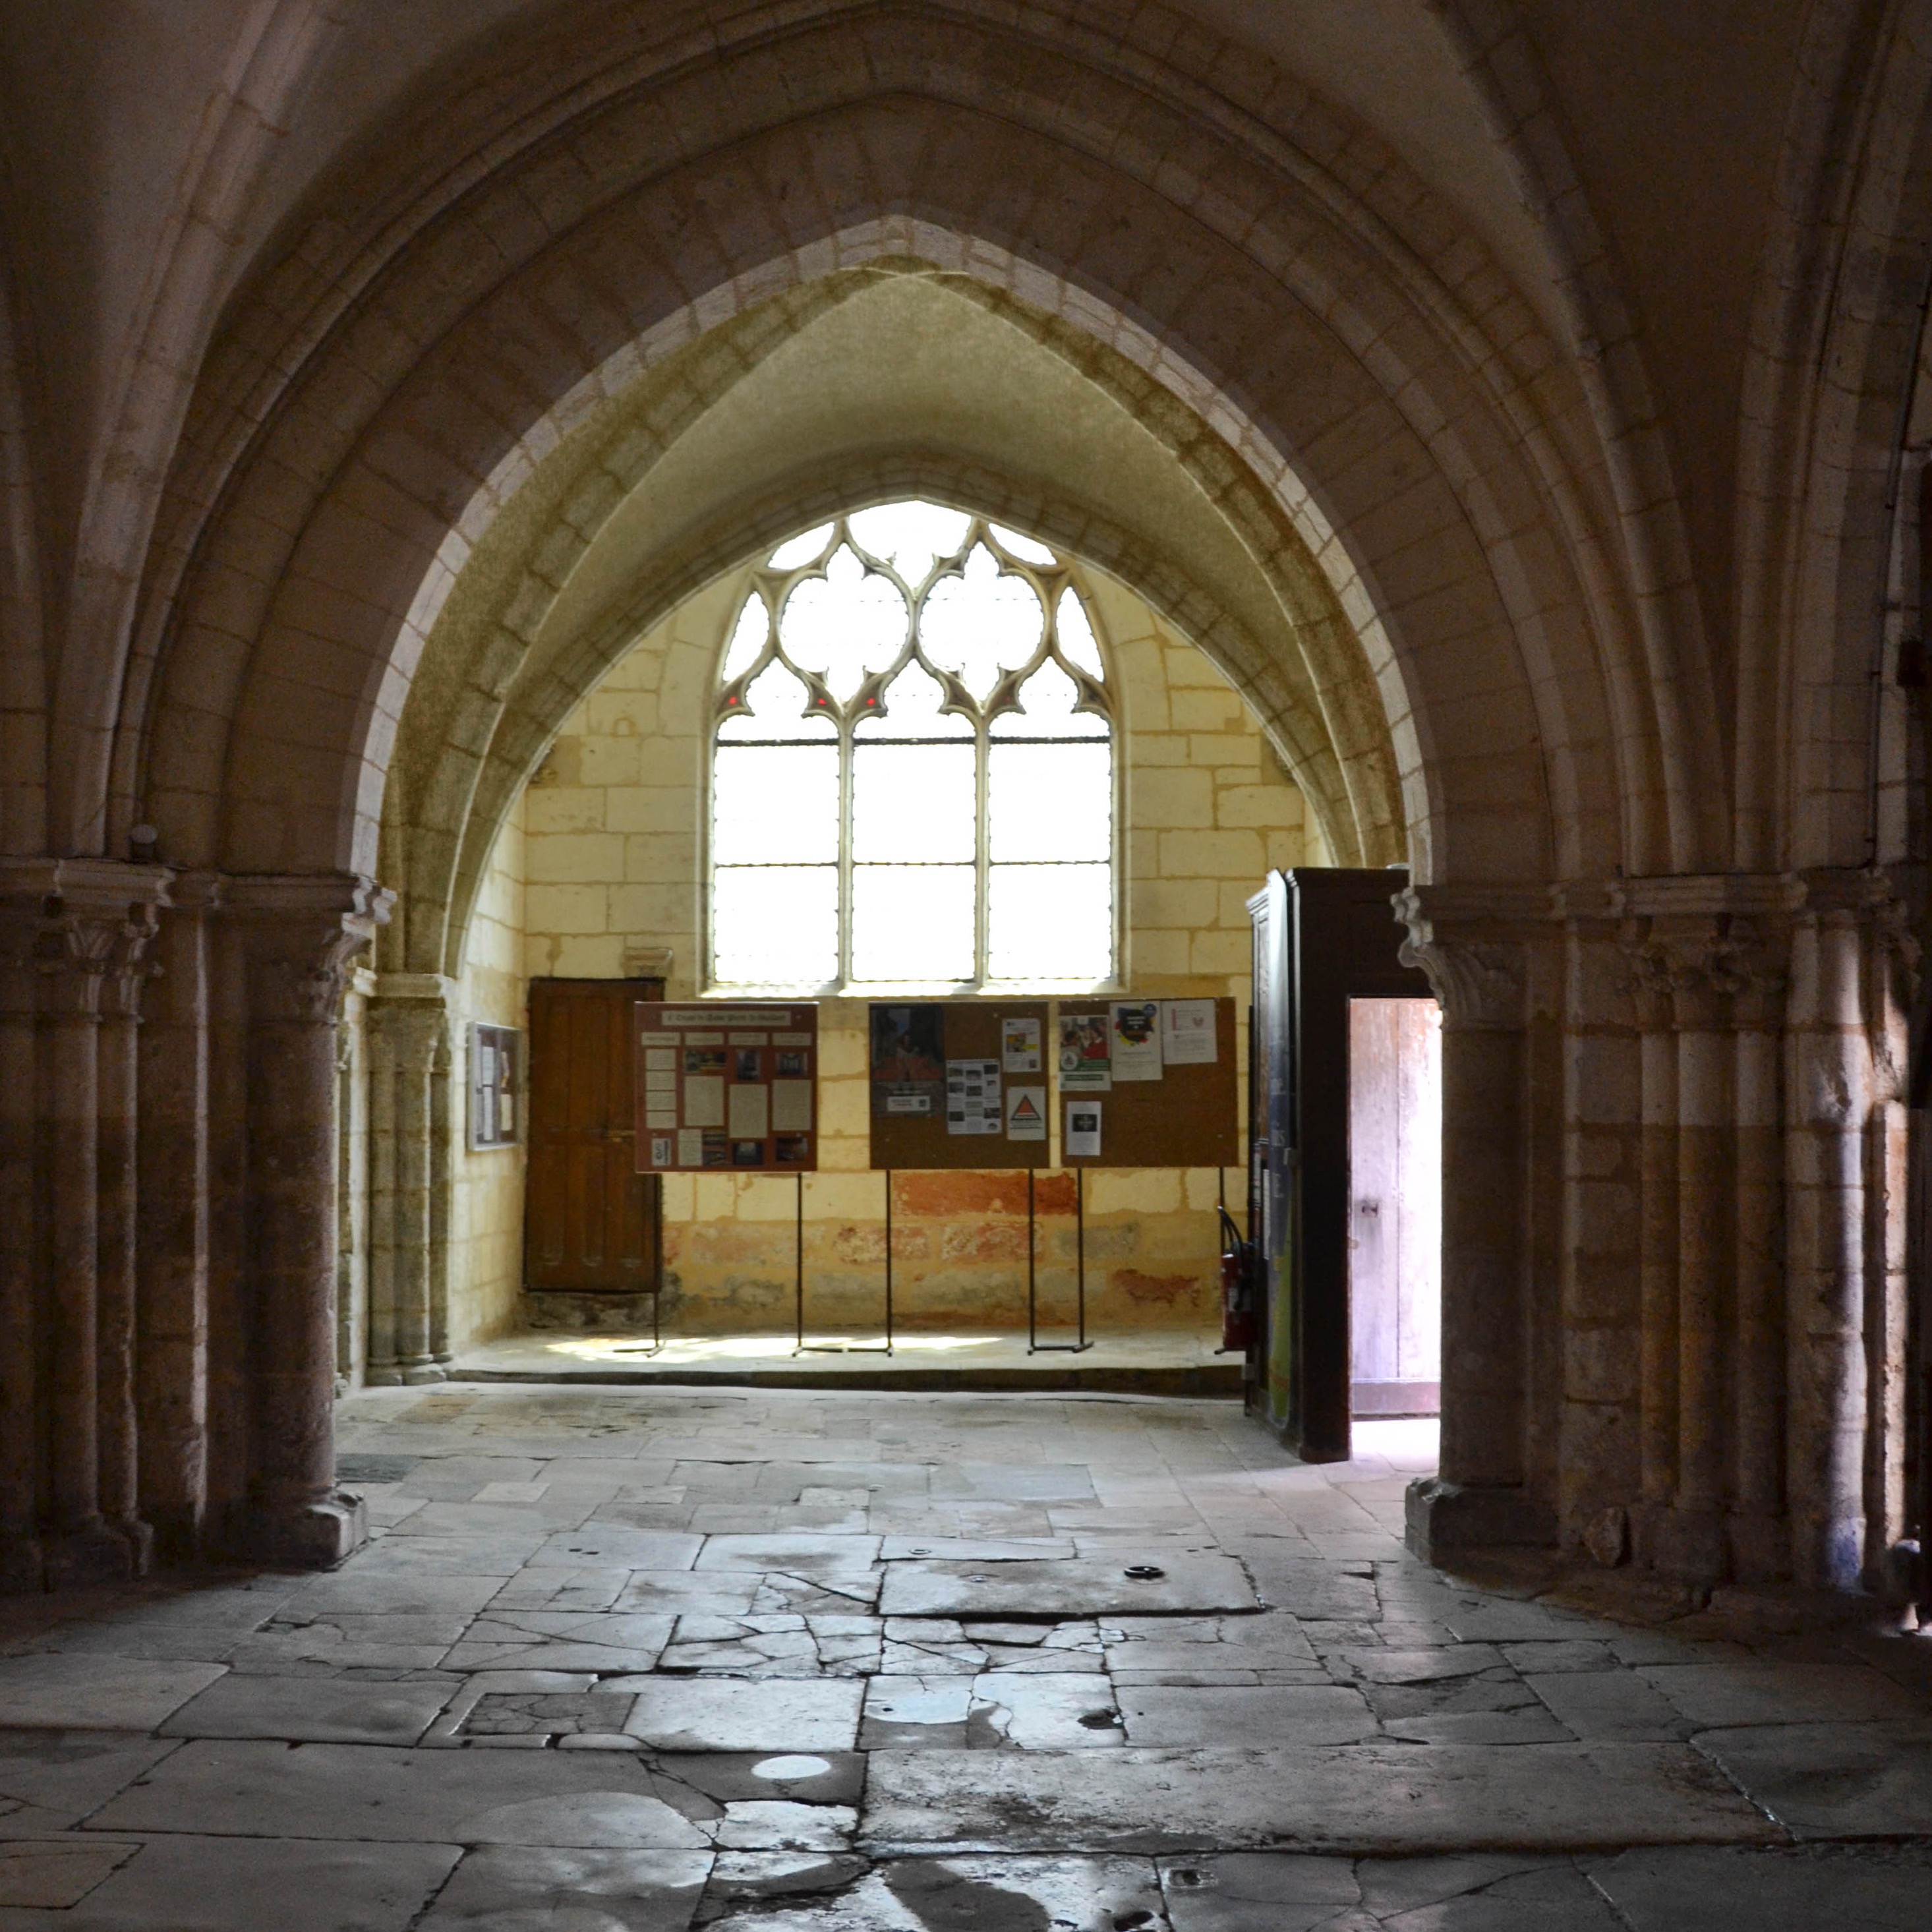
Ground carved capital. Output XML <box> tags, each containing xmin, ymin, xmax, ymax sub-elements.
<box><xmin>227</xmin><ymin>875</ymin><xmax>393</xmax><ymax>1027</ymax></box>
<box><xmin>18</xmin><ymin>865</ymin><xmax>172</xmax><ymax>1022</ymax></box>
<box><xmin>1616</xmin><ymin>910</ymin><xmax>1790</xmax><ymax>1033</ymax></box>
<box><xmin>1393</xmin><ymin>887</ymin><xmax>1530</xmax><ymax>1030</ymax></box>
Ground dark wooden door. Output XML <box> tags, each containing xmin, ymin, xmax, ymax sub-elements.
<box><xmin>1250</xmin><ymin>870</ymin><xmax>1434</xmax><ymax>1461</ymax></box>
<box><xmin>525</xmin><ymin>979</ymin><xmax>662</xmax><ymax>1293</ymax></box>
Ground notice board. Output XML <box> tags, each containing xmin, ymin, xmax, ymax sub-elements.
<box><xmin>634</xmin><ymin>1001</ymin><xmax>819</xmax><ymax>1173</ymax></box>
<box><xmin>867</xmin><ymin>1001</ymin><xmax>1051</xmax><ymax>1170</ymax></box>
<box><xmin>1056</xmin><ymin>997</ymin><xmax>1239</xmax><ymax>1168</ymax></box>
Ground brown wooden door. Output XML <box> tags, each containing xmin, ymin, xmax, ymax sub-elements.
<box><xmin>525</xmin><ymin>979</ymin><xmax>662</xmax><ymax>1293</ymax></box>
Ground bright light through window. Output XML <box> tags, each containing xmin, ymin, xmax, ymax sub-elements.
<box><xmin>710</xmin><ymin>501</ymin><xmax>1116</xmax><ymax>988</ymax></box>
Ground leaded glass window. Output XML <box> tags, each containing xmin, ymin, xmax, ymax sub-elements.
<box><xmin>710</xmin><ymin>501</ymin><xmax>1116</xmax><ymax>989</ymax></box>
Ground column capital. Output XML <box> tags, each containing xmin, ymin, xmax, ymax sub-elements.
<box><xmin>227</xmin><ymin>875</ymin><xmax>393</xmax><ymax>1024</ymax></box>
<box><xmin>15</xmin><ymin>866</ymin><xmax>173</xmax><ymax>1023</ymax></box>
<box><xmin>1392</xmin><ymin>884</ymin><xmax>1544</xmax><ymax>1030</ymax></box>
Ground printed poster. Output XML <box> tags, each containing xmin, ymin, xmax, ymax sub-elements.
<box><xmin>946</xmin><ymin>1059</ymin><xmax>1002</xmax><ymax>1136</ymax></box>
<box><xmin>871</xmin><ymin>1003</ymin><xmax>945</xmax><ymax>1117</ymax></box>
<box><xmin>1057</xmin><ymin>1012</ymin><xmax>1111</xmax><ymax>1091</ymax></box>
<box><xmin>1001</xmin><ymin>1016</ymin><xmax>1042</xmax><ymax>1074</ymax></box>
<box><xmin>1065</xmin><ymin>1099</ymin><xmax>1103</xmax><ymax>1159</ymax></box>
<box><xmin>1005</xmin><ymin>1086</ymin><xmax>1047</xmax><ymax>1142</ymax></box>
<box><xmin>1161</xmin><ymin>999</ymin><xmax>1218</xmax><ymax>1066</ymax></box>
<box><xmin>1110</xmin><ymin>1000</ymin><xmax>1162</xmax><ymax>1082</ymax></box>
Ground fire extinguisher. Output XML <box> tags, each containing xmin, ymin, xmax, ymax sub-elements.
<box><xmin>1217</xmin><ymin>1204</ymin><xmax>1255</xmax><ymax>1352</ymax></box>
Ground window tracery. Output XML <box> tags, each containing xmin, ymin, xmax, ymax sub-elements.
<box><xmin>710</xmin><ymin>500</ymin><xmax>1115</xmax><ymax>988</ymax></box>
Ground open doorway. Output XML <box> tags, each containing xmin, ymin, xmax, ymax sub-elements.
<box><xmin>1347</xmin><ymin>999</ymin><xmax>1442</xmax><ymax>1419</ymax></box>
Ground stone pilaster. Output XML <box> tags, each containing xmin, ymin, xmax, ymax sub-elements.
<box><xmin>1395</xmin><ymin>884</ymin><xmax>1557</xmax><ymax>1562</ymax></box>
<box><xmin>365</xmin><ymin>975</ymin><xmax>454</xmax><ymax>1388</ymax></box>
<box><xmin>230</xmin><ymin>875</ymin><xmax>389</xmax><ymax>1567</ymax></box>
<box><xmin>0</xmin><ymin>895</ymin><xmax>40</xmax><ymax>1589</ymax></box>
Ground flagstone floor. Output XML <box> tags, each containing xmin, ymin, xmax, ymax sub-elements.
<box><xmin>0</xmin><ymin>1384</ymin><xmax>1927</xmax><ymax>1927</ymax></box>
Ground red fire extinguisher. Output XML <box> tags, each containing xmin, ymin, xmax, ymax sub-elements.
<box><xmin>1217</xmin><ymin>1204</ymin><xmax>1255</xmax><ymax>1352</ymax></box>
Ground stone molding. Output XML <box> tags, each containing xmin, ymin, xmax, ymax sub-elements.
<box><xmin>1391</xmin><ymin>884</ymin><xmax>1546</xmax><ymax>1030</ymax></box>
<box><xmin>227</xmin><ymin>875</ymin><xmax>393</xmax><ymax>1024</ymax></box>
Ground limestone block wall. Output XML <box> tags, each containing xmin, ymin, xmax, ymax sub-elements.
<box><xmin>448</xmin><ymin>796</ymin><xmax>527</xmax><ymax>1351</ymax></box>
<box><xmin>513</xmin><ymin>564</ymin><xmax>1318</xmax><ymax>1333</ymax></box>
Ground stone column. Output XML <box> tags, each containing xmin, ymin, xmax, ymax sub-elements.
<box><xmin>1396</xmin><ymin>887</ymin><xmax>1555</xmax><ymax>1560</ymax></box>
<box><xmin>231</xmin><ymin>876</ymin><xmax>388</xmax><ymax>1566</ymax></box>
<box><xmin>138</xmin><ymin>875</ymin><xmax>218</xmax><ymax>1560</ymax></box>
<box><xmin>1785</xmin><ymin>884</ymin><xmax>1881</xmax><ymax>1589</ymax></box>
<box><xmin>0</xmin><ymin>896</ymin><xmax>40</xmax><ymax>1589</ymax></box>
<box><xmin>95</xmin><ymin>900</ymin><xmax>160</xmax><ymax>1575</ymax></box>
<box><xmin>365</xmin><ymin>976</ymin><xmax>453</xmax><ymax>1388</ymax></box>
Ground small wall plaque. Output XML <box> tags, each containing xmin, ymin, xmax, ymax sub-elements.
<box><xmin>470</xmin><ymin>1022</ymin><xmax>521</xmax><ymax>1150</ymax></box>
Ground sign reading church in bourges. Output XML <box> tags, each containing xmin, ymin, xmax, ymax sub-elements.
<box><xmin>633</xmin><ymin>1003</ymin><xmax>819</xmax><ymax>1174</ymax></box>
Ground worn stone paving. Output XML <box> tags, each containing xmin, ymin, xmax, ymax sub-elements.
<box><xmin>0</xmin><ymin>1386</ymin><xmax>1927</xmax><ymax>1926</ymax></box>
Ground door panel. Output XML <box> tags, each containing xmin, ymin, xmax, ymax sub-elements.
<box><xmin>525</xmin><ymin>979</ymin><xmax>662</xmax><ymax>1293</ymax></box>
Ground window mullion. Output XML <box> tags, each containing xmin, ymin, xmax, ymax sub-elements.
<box><xmin>839</xmin><ymin>717</ymin><xmax>854</xmax><ymax>989</ymax></box>
<box><xmin>976</xmin><ymin>715</ymin><xmax>990</xmax><ymax>987</ymax></box>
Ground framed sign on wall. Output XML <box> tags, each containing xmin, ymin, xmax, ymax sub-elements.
<box><xmin>634</xmin><ymin>1002</ymin><xmax>819</xmax><ymax>1173</ymax></box>
<box><xmin>469</xmin><ymin>1022</ymin><xmax>522</xmax><ymax>1150</ymax></box>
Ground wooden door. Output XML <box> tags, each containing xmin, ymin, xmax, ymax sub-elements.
<box><xmin>1347</xmin><ymin>998</ymin><xmax>1442</xmax><ymax>1416</ymax></box>
<box><xmin>525</xmin><ymin>979</ymin><xmax>662</xmax><ymax>1293</ymax></box>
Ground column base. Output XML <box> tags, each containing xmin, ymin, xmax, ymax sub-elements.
<box><xmin>1405</xmin><ymin>1478</ymin><xmax>1556</xmax><ymax>1566</ymax></box>
<box><xmin>250</xmin><ymin>1491</ymin><xmax>367</xmax><ymax>1569</ymax></box>
<box><xmin>401</xmin><ymin>1362</ymin><xmax>446</xmax><ymax>1386</ymax></box>
<box><xmin>365</xmin><ymin>1366</ymin><xmax>406</xmax><ymax>1388</ymax></box>
<box><xmin>42</xmin><ymin>1522</ymin><xmax>138</xmax><ymax>1590</ymax></box>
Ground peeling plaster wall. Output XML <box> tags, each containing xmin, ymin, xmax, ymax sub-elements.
<box><xmin>513</xmin><ymin>564</ymin><xmax>1318</xmax><ymax>1335</ymax></box>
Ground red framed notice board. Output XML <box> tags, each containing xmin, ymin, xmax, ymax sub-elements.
<box><xmin>633</xmin><ymin>1002</ymin><xmax>819</xmax><ymax>1173</ymax></box>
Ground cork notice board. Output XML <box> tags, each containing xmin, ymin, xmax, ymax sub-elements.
<box><xmin>634</xmin><ymin>1001</ymin><xmax>819</xmax><ymax>1174</ymax></box>
<box><xmin>1057</xmin><ymin>997</ymin><xmax>1239</xmax><ymax>1168</ymax></box>
<box><xmin>868</xmin><ymin>1001</ymin><xmax>1051</xmax><ymax>1170</ymax></box>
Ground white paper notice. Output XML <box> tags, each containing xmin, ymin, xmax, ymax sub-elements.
<box><xmin>650</xmin><ymin>1135</ymin><xmax>672</xmax><ymax>1167</ymax></box>
<box><xmin>1006</xmin><ymin>1086</ymin><xmax>1047</xmax><ymax>1141</ymax></box>
<box><xmin>682</xmin><ymin>1074</ymin><xmax>725</xmax><ymax>1128</ymax></box>
<box><xmin>1001</xmin><ymin>1016</ymin><xmax>1041</xmax><ymax>1074</ymax></box>
<box><xmin>645</xmin><ymin>1048</ymin><xmax>678</xmax><ymax>1072</ymax></box>
<box><xmin>645</xmin><ymin>1106</ymin><xmax>678</xmax><ymax>1130</ymax></box>
<box><xmin>771</xmin><ymin>1080</ymin><xmax>813</xmax><ymax>1132</ymax></box>
<box><xmin>1065</xmin><ymin>1099</ymin><xmax>1102</xmax><ymax>1159</ymax></box>
<box><xmin>676</xmin><ymin>1128</ymin><xmax>704</xmax><ymax>1167</ymax></box>
<box><xmin>887</xmin><ymin>1092</ymin><xmax>930</xmax><ymax>1115</ymax></box>
<box><xmin>1110</xmin><ymin>1001</ymin><xmax>1163</xmax><ymax>1081</ymax></box>
<box><xmin>1161</xmin><ymin>999</ymin><xmax>1218</xmax><ymax>1065</ymax></box>
<box><xmin>728</xmin><ymin>1083</ymin><xmax>770</xmax><ymax>1140</ymax></box>
<box><xmin>945</xmin><ymin>1059</ymin><xmax>1002</xmax><ymax>1135</ymax></box>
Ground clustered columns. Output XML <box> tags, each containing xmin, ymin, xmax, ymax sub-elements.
<box><xmin>364</xmin><ymin>975</ymin><xmax>454</xmax><ymax>1389</ymax></box>
<box><xmin>0</xmin><ymin>867</ymin><xmax>388</xmax><ymax>1591</ymax></box>
<box><xmin>1400</xmin><ymin>872</ymin><xmax>1917</xmax><ymax>1592</ymax></box>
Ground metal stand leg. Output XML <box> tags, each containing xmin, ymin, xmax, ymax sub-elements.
<box><xmin>792</xmin><ymin>1172</ymin><xmax>804</xmax><ymax>1355</ymax></box>
<box><xmin>1032</xmin><ymin>1165</ymin><xmax>1093</xmax><ymax>1354</ymax></box>
<box><xmin>1026</xmin><ymin>1167</ymin><xmax>1038</xmax><ymax>1351</ymax></box>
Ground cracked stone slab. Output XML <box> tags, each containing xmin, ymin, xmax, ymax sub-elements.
<box><xmin>612</xmin><ymin>1678</ymin><xmax>864</xmax><ymax>1753</ymax></box>
<box><xmin>862</xmin><ymin>1743</ymin><xmax>1781</xmax><ymax>1854</ymax></box>
<box><xmin>157</xmin><ymin>1672</ymin><xmax>454</xmax><ymax>1745</ymax></box>
<box><xmin>0</xmin><ymin>1733</ymin><xmax>181</xmax><ymax>1837</ymax></box>
<box><xmin>1637</xmin><ymin>1662</ymin><xmax>1919</xmax><ymax>1728</ymax></box>
<box><xmin>877</xmin><ymin>1538</ymin><xmax>1075</xmax><ymax>1562</ymax></box>
<box><xmin>0</xmin><ymin>1656</ymin><xmax>226</xmax><ymax>1733</ymax></box>
<box><xmin>1693</xmin><ymin>1720</ymin><xmax>1932</xmax><ymax>1837</ymax></box>
<box><xmin>702</xmin><ymin>1854</ymin><xmax>1170</xmax><ymax>1931</ymax></box>
<box><xmin>693</xmin><ymin>1537</ymin><xmax>881</xmax><ymax>1576</ymax></box>
<box><xmin>879</xmin><ymin>1555</ymin><xmax>1256</xmax><ymax>1620</ymax></box>
<box><xmin>1587</xmin><ymin>1842</ymin><xmax>1932</xmax><ymax>1930</ymax></box>
<box><xmin>419</xmin><ymin>1847</ymin><xmax>713</xmax><ymax>1929</ymax></box>
<box><xmin>0</xmin><ymin>1835</ymin><xmax>461</xmax><ymax>1930</ymax></box>
<box><xmin>528</xmin><ymin>1531</ymin><xmax>703</xmax><ymax>1570</ymax></box>
<box><xmin>86</xmin><ymin>1740</ymin><xmax>718</xmax><ymax>1847</ymax></box>
<box><xmin>0</xmin><ymin>1838</ymin><xmax>139</xmax><ymax>1909</ymax></box>
<box><xmin>1118</xmin><ymin>1685</ymin><xmax>1378</xmax><ymax>1747</ymax></box>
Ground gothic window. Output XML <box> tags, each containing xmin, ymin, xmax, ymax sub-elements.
<box><xmin>710</xmin><ymin>500</ymin><xmax>1115</xmax><ymax>989</ymax></box>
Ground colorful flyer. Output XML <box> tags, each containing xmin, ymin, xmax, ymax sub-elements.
<box><xmin>1057</xmin><ymin>1012</ymin><xmax>1111</xmax><ymax>1090</ymax></box>
<box><xmin>1110</xmin><ymin>1000</ymin><xmax>1163</xmax><ymax>1081</ymax></box>
<box><xmin>1001</xmin><ymin>1016</ymin><xmax>1042</xmax><ymax>1073</ymax></box>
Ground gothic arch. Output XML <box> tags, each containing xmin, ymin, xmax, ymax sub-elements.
<box><xmin>121</xmin><ymin>0</ymin><xmax>1667</xmax><ymax>917</ymax></box>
